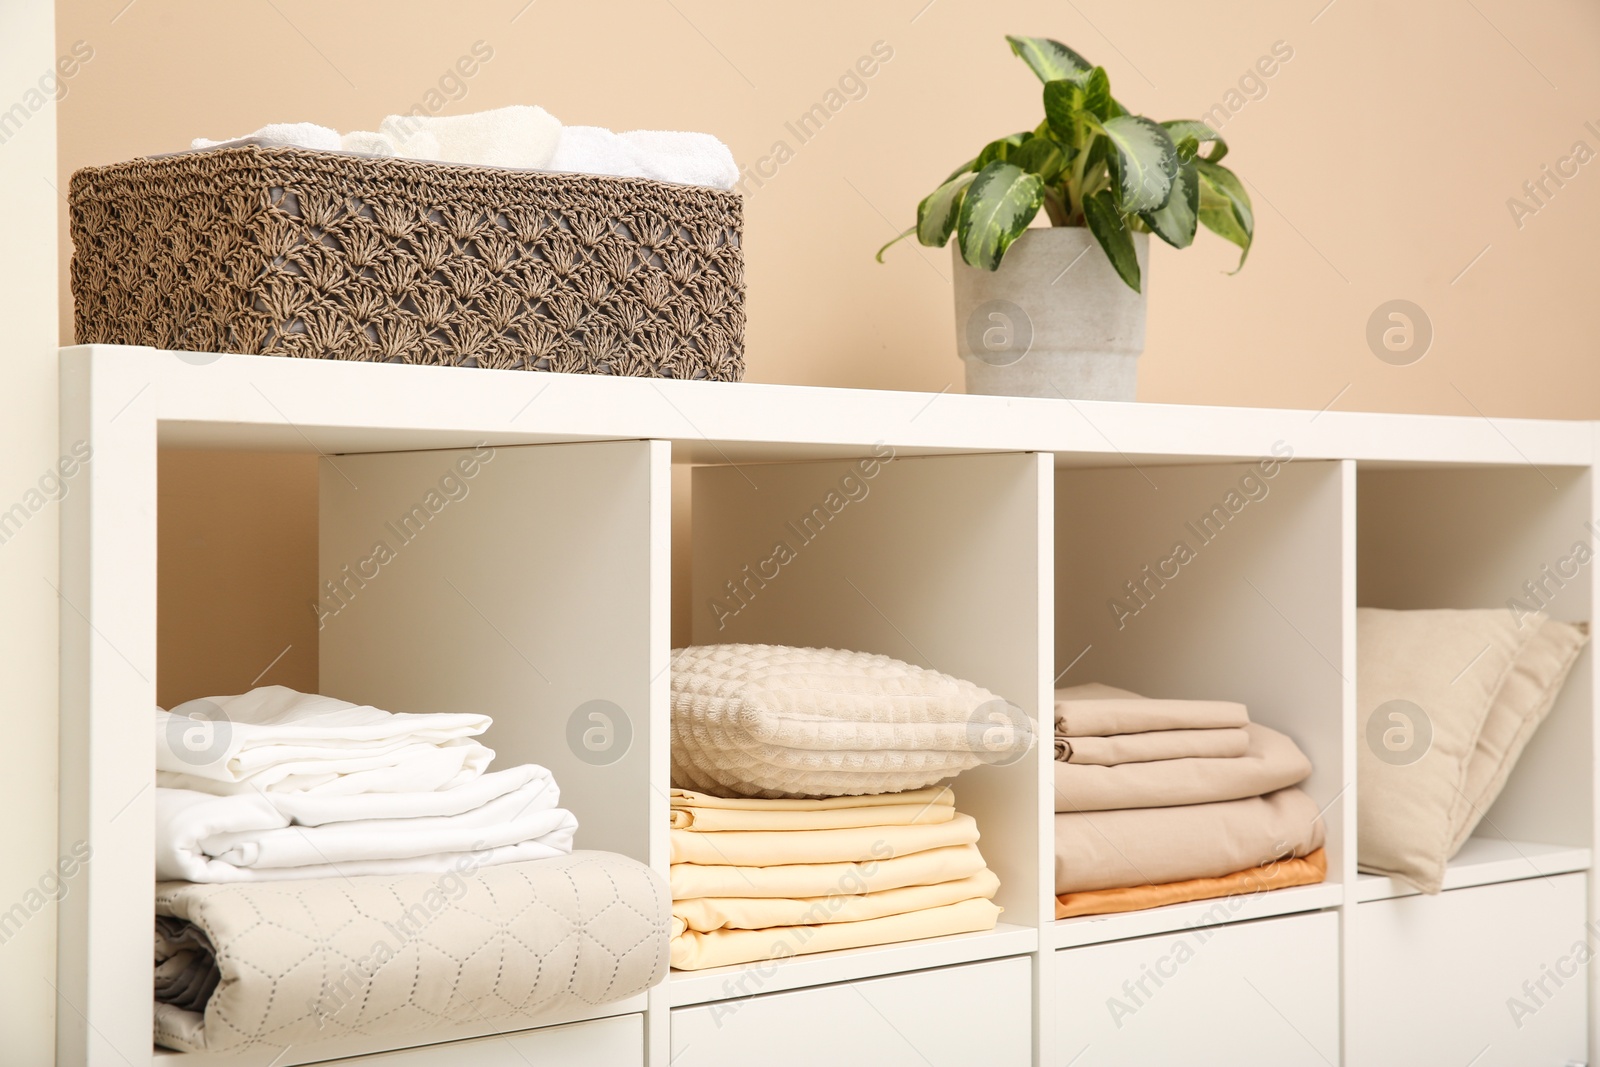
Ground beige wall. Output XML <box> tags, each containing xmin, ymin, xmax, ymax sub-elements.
<box><xmin>56</xmin><ymin>0</ymin><xmax>1600</xmax><ymax>414</ymax></box>
<box><xmin>3</xmin><ymin>1</ymin><xmax>61</xmax><ymax>1061</ymax></box>
<box><xmin>157</xmin><ymin>452</ymin><xmax>320</xmax><ymax>707</ymax></box>
<box><xmin>53</xmin><ymin>0</ymin><xmax>1600</xmax><ymax>708</ymax></box>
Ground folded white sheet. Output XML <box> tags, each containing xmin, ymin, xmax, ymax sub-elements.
<box><xmin>256</xmin><ymin>764</ymin><xmax>549</xmax><ymax>826</ymax></box>
<box><xmin>159</xmin><ymin>739</ymin><xmax>493</xmax><ymax>797</ymax></box>
<box><xmin>157</xmin><ymin>686</ymin><xmax>493</xmax><ymax>793</ymax></box>
<box><xmin>156</xmin><ymin>773</ymin><xmax>577</xmax><ymax>882</ymax></box>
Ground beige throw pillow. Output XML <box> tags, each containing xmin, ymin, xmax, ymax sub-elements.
<box><xmin>1357</xmin><ymin>608</ymin><xmax>1587</xmax><ymax>893</ymax></box>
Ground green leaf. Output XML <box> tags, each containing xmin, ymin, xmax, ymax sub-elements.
<box><xmin>1140</xmin><ymin>159</ymin><xmax>1199</xmax><ymax>249</ymax></box>
<box><xmin>1195</xmin><ymin>160</ymin><xmax>1252</xmax><ymax>229</ymax></box>
<box><xmin>1080</xmin><ymin>135</ymin><xmax>1112</xmax><ymax>192</ymax></box>
<box><xmin>1043</xmin><ymin>68</ymin><xmax>1113</xmax><ymax>149</ymax></box>
<box><xmin>1097</xmin><ymin>114</ymin><xmax>1179</xmax><ymax>214</ymax></box>
<box><xmin>956</xmin><ymin>161</ymin><xmax>1045</xmax><ymax>271</ymax></box>
<box><xmin>1081</xmin><ymin>67</ymin><xmax>1114</xmax><ymax>120</ymax></box>
<box><xmin>874</xmin><ymin>224</ymin><xmax>917</xmax><ymax>264</ymax></box>
<box><xmin>1162</xmin><ymin>120</ymin><xmax>1227</xmax><ymax>163</ymax></box>
<box><xmin>1005</xmin><ymin>35</ymin><xmax>1092</xmax><ymax>83</ymax></box>
<box><xmin>1195</xmin><ymin>159</ymin><xmax>1253</xmax><ymax>271</ymax></box>
<box><xmin>1042</xmin><ymin>80</ymin><xmax>1086</xmax><ymax>145</ymax></box>
<box><xmin>1082</xmin><ymin>189</ymin><xmax>1141</xmax><ymax>291</ymax></box>
<box><xmin>1013</xmin><ymin>136</ymin><xmax>1067</xmax><ymax>184</ymax></box>
<box><xmin>916</xmin><ymin>171</ymin><xmax>977</xmax><ymax>248</ymax></box>
<box><xmin>975</xmin><ymin>131</ymin><xmax>1032</xmax><ymax>169</ymax></box>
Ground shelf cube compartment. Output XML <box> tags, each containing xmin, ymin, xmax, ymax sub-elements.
<box><xmin>1354</xmin><ymin>464</ymin><xmax>1596</xmax><ymax>1057</ymax></box>
<box><xmin>318</xmin><ymin>439</ymin><xmax>671</xmax><ymax>866</ymax></box>
<box><xmin>1052</xmin><ymin>457</ymin><xmax>1353</xmax><ymax>924</ymax></box>
<box><xmin>1357</xmin><ymin>464</ymin><xmax>1594</xmax><ymax>851</ymax></box>
<box><xmin>686</xmin><ymin>450</ymin><xmax>1053</xmax><ymax>931</ymax></box>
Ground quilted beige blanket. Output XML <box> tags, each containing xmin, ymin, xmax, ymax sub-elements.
<box><xmin>153</xmin><ymin>851</ymin><xmax>670</xmax><ymax>1053</ymax></box>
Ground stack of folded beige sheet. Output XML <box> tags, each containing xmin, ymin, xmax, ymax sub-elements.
<box><xmin>669</xmin><ymin>786</ymin><xmax>1002</xmax><ymax>970</ymax></box>
<box><xmin>1053</xmin><ymin>683</ymin><xmax>1326</xmax><ymax>919</ymax></box>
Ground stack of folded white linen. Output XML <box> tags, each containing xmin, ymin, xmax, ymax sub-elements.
<box><xmin>155</xmin><ymin>685</ymin><xmax>577</xmax><ymax>882</ymax></box>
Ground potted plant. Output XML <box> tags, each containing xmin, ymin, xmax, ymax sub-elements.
<box><xmin>878</xmin><ymin>35</ymin><xmax>1254</xmax><ymax>401</ymax></box>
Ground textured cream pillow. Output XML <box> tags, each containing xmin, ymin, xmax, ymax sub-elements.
<box><xmin>670</xmin><ymin>644</ymin><xmax>1019</xmax><ymax>799</ymax></box>
<box><xmin>1357</xmin><ymin>608</ymin><xmax>1587</xmax><ymax>893</ymax></box>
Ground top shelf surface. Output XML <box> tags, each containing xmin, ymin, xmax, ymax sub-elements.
<box><xmin>63</xmin><ymin>345</ymin><xmax>1595</xmax><ymax>469</ymax></box>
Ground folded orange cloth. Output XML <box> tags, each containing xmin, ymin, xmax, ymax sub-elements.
<box><xmin>1055</xmin><ymin>848</ymin><xmax>1327</xmax><ymax>919</ymax></box>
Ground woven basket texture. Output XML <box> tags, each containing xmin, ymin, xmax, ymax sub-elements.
<box><xmin>70</xmin><ymin>145</ymin><xmax>745</xmax><ymax>379</ymax></box>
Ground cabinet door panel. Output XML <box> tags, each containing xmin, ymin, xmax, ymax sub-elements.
<box><xmin>1351</xmin><ymin>873</ymin><xmax>1587</xmax><ymax>1067</ymax></box>
<box><xmin>1053</xmin><ymin>911</ymin><xmax>1340</xmax><ymax>1065</ymax></box>
<box><xmin>671</xmin><ymin>957</ymin><xmax>1032</xmax><ymax>1067</ymax></box>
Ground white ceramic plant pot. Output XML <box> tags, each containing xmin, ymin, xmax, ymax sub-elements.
<box><xmin>952</xmin><ymin>227</ymin><xmax>1150</xmax><ymax>401</ymax></box>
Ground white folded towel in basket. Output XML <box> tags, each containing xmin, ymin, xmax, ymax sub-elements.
<box><xmin>549</xmin><ymin>126</ymin><xmax>738</xmax><ymax>189</ymax></box>
<box><xmin>189</xmin><ymin>107</ymin><xmax>739</xmax><ymax>189</ymax></box>
<box><xmin>380</xmin><ymin>103</ymin><xmax>561</xmax><ymax>170</ymax></box>
<box><xmin>191</xmin><ymin>121</ymin><xmax>342</xmax><ymax>153</ymax></box>
<box><xmin>547</xmin><ymin>124</ymin><xmax>649</xmax><ymax>179</ymax></box>
<box><xmin>618</xmin><ymin>128</ymin><xmax>739</xmax><ymax>189</ymax></box>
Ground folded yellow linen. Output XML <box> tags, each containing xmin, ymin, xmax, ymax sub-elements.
<box><xmin>670</xmin><ymin>786</ymin><xmax>955</xmax><ymax>812</ymax></box>
<box><xmin>1053</xmin><ymin>723</ymin><xmax>1311</xmax><ymax>812</ymax></box>
<box><xmin>669</xmin><ymin>786</ymin><xmax>955</xmax><ymax>831</ymax></box>
<box><xmin>1055</xmin><ymin>683</ymin><xmax>1249</xmax><ymax>735</ymax></box>
<box><xmin>1054</xmin><ymin>787</ymin><xmax>1325</xmax><ymax>895</ymax></box>
<box><xmin>1057</xmin><ymin>727</ymin><xmax>1251</xmax><ymax>766</ymax></box>
<box><xmin>1054</xmin><ymin>848</ymin><xmax>1327</xmax><ymax>919</ymax></box>
<box><xmin>672</xmin><ymin>842</ymin><xmax>987</xmax><ymax>899</ymax></box>
<box><xmin>674</xmin><ymin>869</ymin><xmax>1001</xmax><ymax>934</ymax></box>
<box><xmin>670</xmin><ymin>896</ymin><xmax>1003</xmax><ymax>970</ymax></box>
<box><xmin>670</xmin><ymin>812</ymin><xmax>979</xmax><ymax>867</ymax></box>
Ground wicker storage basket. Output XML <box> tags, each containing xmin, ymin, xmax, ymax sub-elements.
<box><xmin>70</xmin><ymin>144</ymin><xmax>744</xmax><ymax>379</ymax></box>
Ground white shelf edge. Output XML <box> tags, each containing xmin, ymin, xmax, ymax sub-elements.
<box><xmin>1048</xmin><ymin>882</ymin><xmax>1345</xmax><ymax>951</ymax></box>
<box><xmin>666</xmin><ymin>923</ymin><xmax>1037</xmax><ymax>1008</ymax></box>
<box><xmin>1355</xmin><ymin>837</ymin><xmax>1592</xmax><ymax>903</ymax></box>
<box><xmin>67</xmin><ymin>346</ymin><xmax>1595</xmax><ymax>469</ymax></box>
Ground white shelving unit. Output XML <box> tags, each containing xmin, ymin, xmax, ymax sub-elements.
<box><xmin>58</xmin><ymin>344</ymin><xmax>1600</xmax><ymax>1067</ymax></box>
